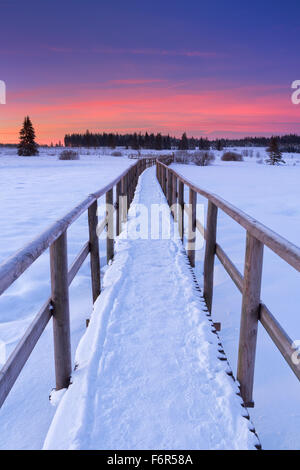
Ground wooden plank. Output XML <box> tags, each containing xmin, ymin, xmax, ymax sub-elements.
<box><xmin>259</xmin><ymin>303</ymin><xmax>300</xmax><ymax>381</ymax></box>
<box><xmin>0</xmin><ymin>241</ymin><xmax>91</xmax><ymax>409</ymax></box>
<box><xmin>106</xmin><ymin>189</ymin><xmax>114</xmax><ymax>263</ymax></box>
<box><xmin>158</xmin><ymin>162</ymin><xmax>300</xmax><ymax>273</ymax></box>
<box><xmin>116</xmin><ymin>181</ymin><xmax>121</xmax><ymax>236</ymax></box>
<box><xmin>172</xmin><ymin>174</ymin><xmax>177</xmax><ymax>221</ymax></box>
<box><xmin>215</xmin><ymin>243</ymin><xmax>243</xmax><ymax>293</ymax></box>
<box><xmin>187</xmin><ymin>188</ymin><xmax>197</xmax><ymax>267</ymax></box>
<box><xmin>0</xmin><ymin>161</ymin><xmax>142</xmax><ymax>298</ymax></box>
<box><xmin>50</xmin><ymin>231</ymin><xmax>72</xmax><ymax>390</ymax></box>
<box><xmin>68</xmin><ymin>241</ymin><xmax>90</xmax><ymax>286</ymax></box>
<box><xmin>0</xmin><ymin>299</ymin><xmax>52</xmax><ymax>409</ymax></box>
<box><xmin>88</xmin><ymin>200</ymin><xmax>101</xmax><ymax>303</ymax></box>
<box><xmin>0</xmin><ymin>194</ymin><xmax>96</xmax><ymax>296</ymax></box>
<box><xmin>203</xmin><ymin>201</ymin><xmax>218</xmax><ymax>313</ymax></box>
<box><xmin>91</xmin><ymin>161</ymin><xmax>138</xmax><ymax>199</ymax></box>
<box><xmin>167</xmin><ymin>168</ymin><xmax>173</xmax><ymax>206</ymax></box>
<box><xmin>237</xmin><ymin>232</ymin><xmax>264</xmax><ymax>407</ymax></box>
<box><xmin>178</xmin><ymin>180</ymin><xmax>184</xmax><ymax>241</ymax></box>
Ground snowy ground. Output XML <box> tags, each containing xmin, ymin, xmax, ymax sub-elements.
<box><xmin>43</xmin><ymin>167</ymin><xmax>259</xmax><ymax>450</ymax></box>
<box><xmin>0</xmin><ymin>145</ymin><xmax>299</xmax><ymax>449</ymax></box>
<box><xmin>0</xmin><ymin>147</ymin><xmax>134</xmax><ymax>449</ymax></box>
<box><xmin>171</xmin><ymin>148</ymin><xmax>300</xmax><ymax>450</ymax></box>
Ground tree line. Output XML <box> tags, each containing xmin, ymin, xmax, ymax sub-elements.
<box><xmin>4</xmin><ymin>116</ymin><xmax>300</xmax><ymax>155</ymax></box>
<box><xmin>64</xmin><ymin>130</ymin><xmax>300</xmax><ymax>152</ymax></box>
<box><xmin>64</xmin><ymin>131</ymin><xmax>211</xmax><ymax>150</ymax></box>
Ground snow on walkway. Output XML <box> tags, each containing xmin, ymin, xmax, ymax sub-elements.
<box><xmin>43</xmin><ymin>168</ymin><xmax>259</xmax><ymax>450</ymax></box>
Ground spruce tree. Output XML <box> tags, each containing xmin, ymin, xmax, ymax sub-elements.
<box><xmin>179</xmin><ymin>132</ymin><xmax>189</xmax><ymax>150</ymax></box>
<box><xmin>266</xmin><ymin>136</ymin><xmax>285</xmax><ymax>165</ymax></box>
<box><xmin>18</xmin><ymin>116</ymin><xmax>39</xmax><ymax>156</ymax></box>
<box><xmin>155</xmin><ymin>133</ymin><xmax>163</xmax><ymax>150</ymax></box>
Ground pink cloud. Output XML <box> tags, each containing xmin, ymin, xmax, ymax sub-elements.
<box><xmin>1</xmin><ymin>80</ymin><xmax>299</xmax><ymax>144</ymax></box>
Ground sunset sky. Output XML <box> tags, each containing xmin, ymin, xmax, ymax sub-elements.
<box><xmin>0</xmin><ymin>0</ymin><xmax>300</xmax><ymax>144</ymax></box>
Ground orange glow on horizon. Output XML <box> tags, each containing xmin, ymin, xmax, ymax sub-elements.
<box><xmin>0</xmin><ymin>81</ymin><xmax>298</xmax><ymax>145</ymax></box>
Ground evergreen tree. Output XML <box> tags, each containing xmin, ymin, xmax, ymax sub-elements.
<box><xmin>266</xmin><ymin>136</ymin><xmax>285</xmax><ymax>165</ymax></box>
<box><xmin>108</xmin><ymin>133</ymin><xmax>116</xmax><ymax>148</ymax></box>
<box><xmin>215</xmin><ymin>139</ymin><xmax>223</xmax><ymax>151</ymax></box>
<box><xmin>18</xmin><ymin>116</ymin><xmax>39</xmax><ymax>156</ymax></box>
<box><xmin>144</xmin><ymin>132</ymin><xmax>150</xmax><ymax>149</ymax></box>
<box><xmin>179</xmin><ymin>132</ymin><xmax>189</xmax><ymax>150</ymax></box>
<box><xmin>155</xmin><ymin>133</ymin><xmax>163</xmax><ymax>150</ymax></box>
<box><xmin>131</xmin><ymin>133</ymin><xmax>139</xmax><ymax>150</ymax></box>
<box><xmin>165</xmin><ymin>134</ymin><xmax>171</xmax><ymax>149</ymax></box>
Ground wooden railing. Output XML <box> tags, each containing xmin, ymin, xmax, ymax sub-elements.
<box><xmin>0</xmin><ymin>156</ymin><xmax>167</xmax><ymax>409</ymax></box>
<box><xmin>156</xmin><ymin>159</ymin><xmax>300</xmax><ymax>407</ymax></box>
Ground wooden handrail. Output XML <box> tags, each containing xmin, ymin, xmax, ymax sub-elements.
<box><xmin>0</xmin><ymin>155</ymin><xmax>171</xmax><ymax>409</ymax></box>
<box><xmin>156</xmin><ymin>158</ymin><xmax>300</xmax><ymax>407</ymax></box>
<box><xmin>158</xmin><ymin>161</ymin><xmax>300</xmax><ymax>272</ymax></box>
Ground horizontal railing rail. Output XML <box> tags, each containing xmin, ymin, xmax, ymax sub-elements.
<box><xmin>156</xmin><ymin>158</ymin><xmax>300</xmax><ymax>407</ymax></box>
<box><xmin>0</xmin><ymin>155</ymin><xmax>172</xmax><ymax>409</ymax></box>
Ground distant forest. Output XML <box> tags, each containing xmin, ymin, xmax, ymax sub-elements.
<box><xmin>2</xmin><ymin>132</ymin><xmax>300</xmax><ymax>152</ymax></box>
<box><xmin>64</xmin><ymin>131</ymin><xmax>300</xmax><ymax>152</ymax></box>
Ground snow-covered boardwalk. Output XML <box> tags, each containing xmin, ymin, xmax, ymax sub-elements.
<box><xmin>43</xmin><ymin>168</ymin><xmax>259</xmax><ymax>450</ymax></box>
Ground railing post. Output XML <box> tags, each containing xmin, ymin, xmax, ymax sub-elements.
<box><xmin>106</xmin><ymin>188</ymin><xmax>114</xmax><ymax>263</ymax></box>
<box><xmin>88</xmin><ymin>200</ymin><xmax>101</xmax><ymax>303</ymax></box>
<box><xmin>187</xmin><ymin>188</ymin><xmax>196</xmax><ymax>267</ymax></box>
<box><xmin>203</xmin><ymin>201</ymin><xmax>218</xmax><ymax>313</ymax></box>
<box><xmin>237</xmin><ymin>232</ymin><xmax>264</xmax><ymax>407</ymax></box>
<box><xmin>172</xmin><ymin>174</ymin><xmax>177</xmax><ymax>221</ymax></box>
<box><xmin>126</xmin><ymin>173</ymin><xmax>130</xmax><ymax>211</ymax></box>
<box><xmin>116</xmin><ymin>181</ymin><xmax>121</xmax><ymax>236</ymax></box>
<box><xmin>167</xmin><ymin>169</ymin><xmax>173</xmax><ymax>207</ymax></box>
<box><xmin>162</xmin><ymin>166</ymin><xmax>165</xmax><ymax>194</ymax></box>
<box><xmin>50</xmin><ymin>231</ymin><xmax>72</xmax><ymax>390</ymax></box>
<box><xmin>178</xmin><ymin>180</ymin><xmax>184</xmax><ymax>241</ymax></box>
<box><xmin>120</xmin><ymin>176</ymin><xmax>127</xmax><ymax>225</ymax></box>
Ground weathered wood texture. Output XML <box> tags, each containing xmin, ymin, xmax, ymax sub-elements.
<box><xmin>156</xmin><ymin>161</ymin><xmax>300</xmax><ymax>272</ymax></box>
<box><xmin>155</xmin><ymin>158</ymin><xmax>300</xmax><ymax>407</ymax></box>
<box><xmin>106</xmin><ymin>188</ymin><xmax>114</xmax><ymax>263</ymax></box>
<box><xmin>0</xmin><ymin>157</ymin><xmax>156</xmax><ymax>409</ymax></box>
<box><xmin>178</xmin><ymin>180</ymin><xmax>184</xmax><ymax>241</ymax></box>
<box><xmin>50</xmin><ymin>231</ymin><xmax>72</xmax><ymax>390</ymax></box>
<box><xmin>237</xmin><ymin>233</ymin><xmax>264</xmax><ymax>407</ymax></box>
<box><xmin>172</xmin><ymin>174</ymin><xmax>177</xmax><ymax>221</ymax></box>
<box><xmin>203</xmin><ymin>201</ymin><xmax>218</xmax><ymax>313</ymax></box>
<box><xmin>187</xmin><ymin>188</ymin><xmax>197</xmax><ymax>267</ymax></box>
<box><xmin>88</xmin><ymin>200</ymin><xmax>101</xmax><ymax>302</ymax></box>
<box><xmin>0</xmin><ymin>299</ymin><xmax>52</xmax><ymax>408</ymax></box>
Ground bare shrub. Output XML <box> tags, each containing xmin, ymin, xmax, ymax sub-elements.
<box><xmin>111</xmin><ymin>150</ymin><xmax>123</xmax><ymax>157</ymax></box>
<box><xmin>242</xmin><ymin>149</ymin><xmax>249</xmax><ymax>157</ymax></box>
<box><xmin>256</xmin><ymin>151</ymin><xmax>261</xmax><ymax>159</ymax></box>
<box><xmin>174</xmin><ymin>150</ymin><xmax>189</xmax><ymax>163</ymax></box>
<box><xmin>221</xmin><ymin>151</ymin><xmax>243</xmax><ymax>162</ymax></box>
<box><xmin>192</xmin><ymin>151</ymin><xmax>215</xmax><ymax>166</ymax></box>
<box><xmin>174</xmin><ymin>150</ymin><xmax>215</xmax><ymax>166</ymax></box>
<box><xmin>256</xmin><ymin>158</ymin><xmax>263</xmax><ymax>165</ymax></box>
<box><xmin>58</xmin><ymin>150</ymin><xmax>80</xmax><ymax>160</ymax></box>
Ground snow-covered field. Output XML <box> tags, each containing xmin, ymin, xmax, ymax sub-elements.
<box><xmin>0</xmin><ymin>147</ymin><xmax>134</xmax><ymax>449</ymax></box>
<box><xmin>0</xmin><ymin>145</ymin><xmax>299</xmax><ymax>449</ymax></box>
<box><xmin>171</xmin><ymin>148</ymin><xmax>300</xmax><ymax>450</ymax></box>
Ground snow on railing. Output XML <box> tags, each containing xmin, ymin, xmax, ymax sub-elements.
<box><xmin>0</xmin><ymin>156</ymin><xmax>169</xmax><ymax>409</ymax></box>
<box><xmin>156</xmin><ymin>158</ymin><xmax>300</xmax><ymax>408</ymax></box>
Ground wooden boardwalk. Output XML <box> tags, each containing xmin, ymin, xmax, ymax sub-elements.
<box><xmin>0</xmin><ymin>155</ymin><xmax>299</xmax><ymax>448</ymax></box>
<box><xmin>43</xmin><ymin>168</ymin><xmax>260</xmax><ymax>450</ymax></box>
